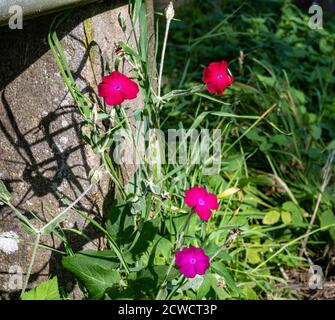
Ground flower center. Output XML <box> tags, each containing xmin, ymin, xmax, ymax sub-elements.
<box><xmin>190</xmin><ymin>258</ymin><xmax>196</xmax><ymax>265</ymax></box>
<box><xmin>115</xmin><ymin>85</ymin><xmax>121</xmax><ymax>90</ymax></box>
<box><xmin>217</xmin><ymin>74</ymin><xmax>223</xmax><ymax>80</ymax></box>
<box><xmin>198</xmin><ymin>199</ymin><xmax>205</xmax><ymax>206</ymax></box>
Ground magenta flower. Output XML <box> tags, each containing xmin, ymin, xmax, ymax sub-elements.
<box><xmin>184</xmin><ymin>186</ymin><xmax>219</xmax><ymax>221</ymax></box>
<box><xmin>175</xmin><ymin>246</ymin><xmax>210</xmax><ymax>278</ymax></box>
<box><xmin>98</xmin><ymin>71</ymin><xmax>139</xmax><ymax>106</ymax></box>
<box><xmin>202</xmin><ymin>60</ymin><xmax>234</xmax><ymax>95</ymax></box>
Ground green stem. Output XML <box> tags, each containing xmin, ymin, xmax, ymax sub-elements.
<box><xmin>252</xmin><ymin>223</ymin><xmax>335</xmax><ymax>273</ymax></box>
<box><xmin>21</xmin><ymin>232</ymin><xmax>41</xmax><ymax>296</ymax></box>
<box><xmin>75</xmin><ymin>210</ymin><xmax>130</xmax><ymax>274</ymax></box>
<box><xmin>175</xmin><ymin>210</ymin><xmax>193</xmax><ymax>248</ymax></box>
<box><xmin>155</xmin><ymin>210</ymin><xmax>193</xmax><ymax>300</ymax></box>
<box><xmin>222</xmin><ymin>103</ymin><xmax>277</xmax><ymax>157</ymax></box>
<box><xmin>157</xmin><ymin>18</ymin><xmax>171</xmax><ymax>98</ymax></box>
<box><xmin>166</xmin><ymin>276</ymin><xmax>186</xmax><ymax>300</ymax></box>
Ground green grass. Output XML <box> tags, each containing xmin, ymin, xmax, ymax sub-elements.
<box><xmin>1</xmin><ymin>0</ymin><xmax>335</xmax><ymax>300</ymax></box>
<box><xmin>156</xmin><ymin>0</ymin><xmax>335</xmax><ymax>299</ymax></box>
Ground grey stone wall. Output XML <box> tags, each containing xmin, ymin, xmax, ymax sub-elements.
<box><xmin>0</xmin><ymin>0</ymin><xmax>152</xmax><ymax>299</ymax></box>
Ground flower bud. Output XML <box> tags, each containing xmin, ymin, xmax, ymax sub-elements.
<box><xmin>165</xmin><ymin>1</ymin><xmax>175</xmax><ymax>21</ymax></box>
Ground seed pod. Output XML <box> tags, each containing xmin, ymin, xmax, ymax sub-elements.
<box><xmin>165</xmin><ymin>1</ymin><xmax>175</xmax><ymax>21</ymax></box>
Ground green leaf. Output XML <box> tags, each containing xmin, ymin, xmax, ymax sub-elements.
<box><xmin>130</xmin><ymin>219</ymin><xmax>159</xmax><ymax>255</ymax></box>
<box><xmin>118</xmin><ymin>41</ymin><xmax>143</xmax><ymax>63</ymax></box>
<box><xmin>207</xmin><ymin>274</ymin><xmax>230</xmax><ymax>299</ymax></box>
<box><xmin>311</xmin><ymin>125</ymin><xmax>321</xmax><ymax>140</ymax></box>
<box><xmin>211</xmin><ymin>262</ymin><xmax>239</xmax><ymax>296</ymax></box>
<box><xmin>0</xmin><ymin>180</ymin><xmax>11</xmax><ymax>204</ymax></box>
<box><xmin>242</xmin><ymin>285</ymin><xmax>259</xmax><ymax>300</ymax></box>
<box><xmin>245</xmin><ymin>128</ymin><xmax>266</xmax><ymax>143</ymax></box>
<box><xmin>132</xmin><ymin>0</ymin><xmax>142</xmax><ymax>23</ymax></box>
<box><xmin>40</xmin><ymin>211</ymin><xmax>68</xmax><ymax>235</ymax></box>
<box><xmin>139</xmin><ymin>2</ymin><xmax>148</xmax><ymax>62</ymax></box>
<box><xmin>21</xmin><ymin>277</ymin><xmax>60</xmax><ymax>300</ymax></box>
<box><xmin>196</xmin><ymin>274</ymin><xmax>211</xmax><ymax>299</ymax></box>
<box><xmin>249</xmin><ymin>174</ymin><xmax>275</xmax><ymax>187</ymax></box>
<box><xmin>62</xmin><ymin>250</ymin><xmax>120</xmax><ymax>300</ymax></box>
<box><xmin>153</xmin><ymin>236</ymin><xmax>172</xmax><ymax>265</ymax></box>
<box><xmin>179</xmin><ymin>275</ymin><xmax>204</xmax><ymax>292</ymax></box>
<box><xmin>260</xmin><ymin>141</ymin><xmax>273</xmax><ymax>152</ymax></box>
<box><xmin>308</xmin><ymin>147</ymin><xmax>322</xmax><ymax>160</ymax></box>
<box><xmin>320</xmin><ymin>210</ymin><xmax>335</xmax><ymax>240</ymax></box>
<box><xmin>282</xmin><ymin>201</ymin><xmax>305</xmax><ymax>227</ymax></box>
<box><xmin>291</xmin><ymin>88</ymin><xmax>306</xmax><ymax>104</ymax></box>
<box><xmin>326</xmin><ymin>139</ymin><xmax>335</xmax><ymax>151</ymax></box>
<box><xmin>320</xmin><ymin>38</ymin><xmax>333</xmax><ymax>54</ymax></box>
<box><xmin>106</xmin><ymin>198</ymin><xmax>135</xmax><ymax>247</ymax></box>
<box><xmin>0</xmin><ymin>183</ymin><xmax>37</xmax><ymax>234</ymax></box>
<box><xmin>262</xmin><ymin>211</ymin><xmax>280</xmax><ymax>225</ymax></box>
<box><xmin>281</xmin><ymin>211</ymin><xmax>292</xmax><ymax>225</ymax></box>
<box><xmin>270</xmin><ymin>134</ymin><xmax>290</xmax><ymax>146</ymax></box>
<box><xmin>256</xmin><ymin>74</ymin><xmax>276</xmax><ymax>87</ymax></box>
<box><xmin>138</xmin><ymin>265</ymin><xmax>179</xmax><ymax>283</ymax></box>
<box><xmin>204</xmin><ymin>242</ymin><xmax>232</xmax><ymax>261</ymax></box>
<box><xmin>246</xmin><ymin>248</ymin><xmax>261</xmax><ymax>265</ymax></box>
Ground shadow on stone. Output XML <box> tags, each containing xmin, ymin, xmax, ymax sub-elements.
<box><xmin>0</xmin><ymin>0</ymin><xmax>133</xmax><ymax>298</ymax></box>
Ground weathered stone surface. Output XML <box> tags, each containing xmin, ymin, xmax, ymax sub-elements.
<box><xmin>0</xmin><ymin>0</ymin><xmax>150</xmax><ymax>299</ymax></box>
<box><xmin>0</xmin><ymin>0</ymin><xmax>100</xmax><ymax>26</ymax></box>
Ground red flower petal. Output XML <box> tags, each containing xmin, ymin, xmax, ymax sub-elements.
<box><xmin>194</xmin><ymin>247</ymin><xmax>207</xmax><ymax>258</ymax></box>
<box><xmin>184</xmin><ymin>186</ymin><xmax>206</xmax><ymax>207</ymax></box>
<box><xmin>204</xmin><ymin>193</ymin><xmax>219</xmax><ymax>210</ymax></box>
<box><xmin>97</xmin><ymin>71</ymin><xmax>139</xmax><ymax>106</ymax></box>
<box><xmin>195</xmin><ymin>259</ymin><xmax>210</xmax><ymax>275</ymax></box>
<box><xmin>202</xmin><ymin>67</ymin><xmax>217</xmax><ymax>83</ymax></box>
<box><xmin>194</xmin><ymin>204</ymin><xmax>212</xmax><ymax>221</ymax></box>
<box><xmin>176</xmin><ymin>249</ymin><xmax>193</xmax><ymax>266</ymax></box>
<box><xmin>101</xmin><ymin>72</ymin><xmax>121</xmax><ymax>85</ymax></box>
<box><xmin>218</xmin><ymin>60</ymin><xmax>229</xmax><ymax>69</ymax></box>
<box><xmin>98</xmin><ymin>82</ymin><xmax>111</xmax><ymax>98</ymax></box>
<box><xmin>184</xmin><ymin>186</ymin><xmax>219</xmax><ymax>221</ymax></box>
<box><xmin>175</xmin><ymin>246</ymin><xmax>210</xmax><ymax>278</ymax></box>
<box><xmin>104</xmin><ymin>91</ymin><xmax>126</xmax><ymax>106</ymax></box>
<box><xmin>123</xmin><ymin>78</ymin><xmax>139</xmax><ymax>99</ymax></box>
<box><xmin>179</xmin><ymin>265</ymin><xmax>197</xmax><ymax>278</ymax></box>
<box><xmin>202</xmin><ymin>60</ymin><xmax>234</xmax><ymax>95</ymax></box>
<box><xmin>207</xmin><ymin>80</ymin><xmax>228</xmax><ymax>95</ymax></box>
<box><xmin>184</xmin><ymin>195</ymin><xmax>198</xmax><ymax>207</ymax></box>
<box><xmin>208</xmin><ymin>61</ymin><xmax>228</xmax><ymax>72</ymax></box>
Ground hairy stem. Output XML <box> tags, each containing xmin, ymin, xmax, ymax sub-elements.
<box><xmin>157</xmin><ymin>18</ymin><xmax>171</xmax><ymax>98</ymax></box>
<box><xmin>21</xmin><ymin>232</ymin><xmax>41</xmax><ymax>296</ymax></box>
